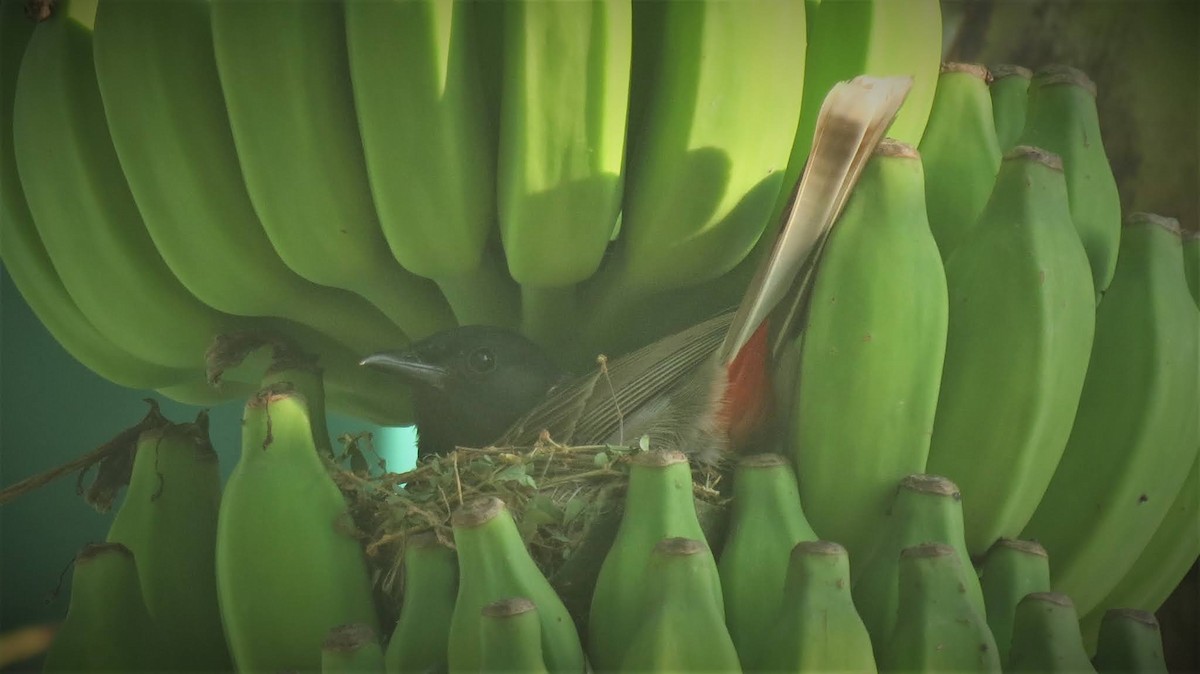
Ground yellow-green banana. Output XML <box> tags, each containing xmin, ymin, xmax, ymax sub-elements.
<box><xmin>851</xmin><ymin>474</ymin><xmax>987</xmax><ymax>656</ymax></box>
<box><xmin>754</xmin><ymin>541</ymin><xmax>877</xmax><ymax>673</ymax></box>
<box><xmin>91</xmin><ymin>0</ymin><xmax>417</xmax><ymax>355</ymax></box>
<box><xmin>979</xmin><ymin>539</ymin><xmax>1052</xmax><ymax>669</ymax></box>
<box><xmin>588</xmin><ymin>450</ymin><xmax>713</xmax><ymax>671</ymax></box>
<box><xmin>790</xmin><ymin>140</ymin><xmax>948</xmax><ymax>561</ymax></box>
<box><xmin>926</xmin><ymin>146</ymin><xmax>1095</xmax><ymax>555</ymax></box>
<box><xmin>918</xmin><ymin>63</ymin><xmax>1002</xmax><ymax>260</ymax></box>
<box><xmin>216</xmin><ymin>389</ymin><xmax>379</xmax><ymax>673</ymax></box>
<box><xmin>478</xmin><ymin>598</ymin><xmax>550</xmax><ymax>674</ymax></box>
<box><xmin>105</xmin><ymin>415</ymin><xmax>231</xmax><ymax>672</ymax></box>
<box><xmin>618</xmin><ymin>538</ymin><xmax>740</xmax><ymax>674</ymax></box>
<box><xmin>447</xmin><ymin>497</ymin><xmax>584</xmax><ymax>674</ymax></box>
<box><xmin>1091</xmin><ymin>610</ymin><xmax>1169</xmax><ymax>673</ymax></box>
<box><xmin>989</xmin><ymin>64</ymin><xmax>1031</xmax><ymax>151</ymax></box>
<box><xmin>42</xmin><ymin>543</ymin><xmax>164</xmax><ymax>672</ymax></box>
<box><xmin>718</xmin><ymin>453</ymin><xmax>817</xmax><ymax>663</ymax></box>
<box><xmin>879</xmin><ymin>543</ymin><xmax>1001</xmax><ymax>673</ymax></box>
<box><xmin>1018</xmin><ymin>66</ymin><xmax>1121</xmax><ymax>300</ymax></box>
<box><xmin>384</xmin><ymin>533</ymin><xmax>457</xmax><ymax>674</ymax></box>
<box><xmin>321</xmin><ymin>624</ymin><xmax>385</xmax><ymax>674</ymax></box>
<box><xmin>343</xmin><ymin>0</ymin><xmax>518</xmax><ymax>328</ymax></box>
<box><xmin>209</xmin><ymin>0</ymin><xmax>457</xmax><ymax>333</ymax></box>
<box><xmin>1006</xmin><ymin>592</ymin><xmax>1096</xmax><ymax>673</ymax></box>
<box><xmin>496</xmin><ymin>0</ymin><xmax>631</xmax><ymax>346</ymax></box>
<box><xmin>1022</xmin><ymin>213</ymin><xmax>1200</xmax><ymax>616</ymax></box>
<box><xmin>0</xmin><ymin>0</ymin><xmax>189</xmax><ymax>391</ymax></box>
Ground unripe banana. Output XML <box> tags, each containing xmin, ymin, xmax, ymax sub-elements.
<box><xmin>979</xmin><ymin>539</ymin><xmax>1051</xmax><ymax>669</ymax></box>
<box><xmin>1091</xmin><ymin>609</ymin><xmax>1168</xmax><ymax>673</ymax></box>
<box><xmin>718</xmin><ymin>453</ymin><xmax>817</xmax><ymax>662</ymax></box>
<box><xmin>259</xmin><ymin>353</ymin><xmax>335</xmax><ymax>458</ymax></box>
<box><xmin>216</xmin><ymin>389</ymin><xmax>380</xmax><ymax>673</ymax></box>
<box><xmin>322</xmin><ymin>624</ymin><xmax>385</xmax><ymax>674</ymax></box>
<box><xmin>926</xmin><ymin>146</ymin><xmax>1095</xmax><ymax>554</ymax></box>
<box><xmin>918</xmin><ymin>63</ymin><xmax>1002</xmax><ymax>260</ymax></box>
<box><xmin>753</xmin><ymin>541</ymin><xmax>877</xmax><ymax>673</ymax></box>
<box><xmin>790</xmin><ymin>140</ymin><xmax>948</xmax><ymax>562</ymax></box>
<box><xmin>1022</xmin><ymin>213</ymin><xmax>1200</xmax><ymax>615</ymax></box>
<box><xmin>105</xmin><ymin>415</ymin><xmax>231</xmax><ymax>672</ymax></box>
<box><xmin>447</xmin><ymin>497</ymin><xmax>583</xmax><ymax>674</ymax></box>
<box><xmin>878</xmin><ymin>543</ymin><xmax>1001</xmax><ymax>673</ymax></box>
<box><xmin>618</xmin><ymin>538</ymin><xmax>740</xmax><ymax>674</ymax></box>
<box><xmin>1017</xmin><ymin>65</ymin><xmax>1121</xmax><ymax>300</ymax></box>
<box><xmin>1184</xmin><ymin>230</ymin><xmax>1199</xmax><ymax>299</ymax></box>
<box><xmin>496</xmin><ymin>0</ymin><xmax>630</xmax><ymax>346</ymax></box>
<box><xmin>42</xmin><ymin>543</ymin><xmax>164</xmax><ymax>672</ymax></box>
<box><xmin>1007</xmin><ymin>592</ymin><xmax>1096</xmax><ymax>673</ymax></box>
<box><xmin>989</xmin><ymin>65</ymin><xmax>1031</xmax><ymax>151</ymax></box>
<box><xmin>344</xmin><ymin>0</ymin><xmax>518</xmax><ymax>327</ymax></box>
<box><xmin>384</xmin><ymin>532</ymin><xmax>457</xmax><ymax>674</ymax></box>
<box><xmin>478</xmin><ymin>598</ymin><xmax>550</xmax><ymax>674</ymax></box>
<box><xmin>588</xmin><ymin>450</ymin><xmax>712</xmax><ymax>671</ymax></box>
<box><xmin>852</xmin><ymin>474</ymin><xmax>987</xmax><ymax>656</ymax></box>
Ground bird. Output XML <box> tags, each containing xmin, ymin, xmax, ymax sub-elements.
<box><xmin>361</xmin><ymin>76</ymin><xmax>913</xmax><ymax>461</ymax></box>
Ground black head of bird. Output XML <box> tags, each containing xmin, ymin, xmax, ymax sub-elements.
<box><xmin>360</xmin><ymin>325</ymin><xmax>565</xmax><ymax>457</ymax></box>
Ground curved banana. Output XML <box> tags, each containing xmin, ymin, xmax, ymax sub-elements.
<box><xmin>105</xmin><ymin>416</ymin><xmax>231</xmax><ymax>672</ymax></box>
<box><xmin>1091</xmin><ymin>609</ymin><xmax>1169</xmax><ymax>673</ymax></box>
<box><xmin>1018</xmin><ymin>65</ymin><xmax>1122</xmax><ymax>300</ymax></box>
<box><xmin>0</xmin><ymin>0</ymin><xmax>189</xmax><ymax>391</ymax></box>
<box><xmin>478</xmin><ymin>598</ymin><xmax>550</xmax><ymax>674</ymax></box>
<box><xmin>718</xmin><ymin>453</ymin><xmax>817</xmax><ymax>662</ymax></box>
<box><xmin>344</xmin><ymin>0</ymin><xmax>518</xmax><ymax>328</ymax></box>
<box><xmin>878</xmin><ymin>543</ymin><xmax>1000</xmax><ymax>673</ymax></box>
<box><xmin>496</xmin><ymin>0</ymin><xmax>630</xmax><ymax>345</ymax></box>
<box><xmin>989</xmin><ymin>64</ymin><xmax>1031</xmax><ymax>151</ymax></box>
<box><xmin>979</xmin><ymin>538</ymin><xmax>1051</xmax><ymax>669</ymax></box>
<box><xmin>918</xmin><ymin>63</ymin><xmax>1002</xmax><ymax>260</ymax></box>
<box><xmin>789</xmin><ymin>140</ymin><xmax>948</xmax><ymax>561</ymax></box>
<box><xmin>91</xmin><ymin>0</ymin><xmax>417</xmax><ymax>354</ymax></box>
<box><xmin>321</xmin><ymin>624</ymin><xmax>385</xmax><ymax>673</ymax></box>
<box><xmin>385</xmin><ymin>533</ymin><xmax>457</xmax><ymax>674</ymax></box>
<box><xmin>209</xmin><ymin>0</ymin><xmax>457</xmax><ymax>333</ymax></box>
<box><xmin>216</xmin><ymin>389</ymin><xmax>379</xmax><ymax>672</ymax></box>
<box><xmin>1006</xmin><ymin>592</ymin><xmax>1095</xmax><ymax>673</ymax></box>
<box><xmin>926</xmin><ymin>146</ymin><xmax>1095</xmax><ymax>555</ymax></box>
<box><xmin>1022</xmin><ymin>213</ymin><xmax>1200</xmax><ymax>615</ymax></box>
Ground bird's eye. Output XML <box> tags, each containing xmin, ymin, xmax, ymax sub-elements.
<box><xmin>467</xmin><ymin>347</ymin><xmax>496</xmax><ymax>374</ymax></box>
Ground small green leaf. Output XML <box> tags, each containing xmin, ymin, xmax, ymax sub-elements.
<box><xmin>638</xmin><ymin>435</ymin><xmax>651</xmax><ymax>452</ymax></box>
<box><xmin>593</xmin><ymin>452</ymin><xmax>610</xmax><ymax>468</ymax></box>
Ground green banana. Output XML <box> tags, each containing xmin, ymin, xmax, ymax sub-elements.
<box><xmin>1006</xmin><ymin>592</ymin><xmax>1096</xmax><ymax>673</ymax></box>
<box><xmin>583</xmin><ymin>0</ymin><xmax>808</xmax><ymax>333</ymax></box>
<box><xmin>384</xmin><ymin>532</ymin><xmax>457</xmax><ymax>674</ymax></box>
<box><xmin>496</xmin><ymin>0</ymin><xmax>631</xmax><ymax>346</ymax></box>
<box><xmin>790</xmin><ymin>140</ymin><xmax>948</xmax><ymax>561</ymax></box>
<box><xmin>1185</xmin><ymin>230</ymin><xmax>1199</xmax><ymax>299</ymax></box>
<box><xmin>878</xmin><ymin>543</ymin><xmax>1001</xmax><ymax>673</ymax></box>
<box><xmin>1091</xmin><ymin>610</ymin><xmax>1168</xmax><ymax>673</ymax></box>
<box><xmin>90</xmin><ymin>0</ymin><xmax>421</xmax><ymax>354</ymax></box>
<box><xmin>753</xmin><ymin>541</ymin><xmax>877</xmax><ymax>673</ymax></box>
<box><xmin>322</xmin><ymin>624</ymin><xmax>385</xmax><ymax>674</ymax></box>
<box><xmin>718</xmin><ymin>453</ymin><xmax>818</xmax><ymax>663</ymax></box>
<box><xmin>1022</xmin><ymin>213</ymin><xmax>1200</xmax><ymax>615</ymax></box>
<box><xmin>926</xmin><ymin>146</ymin><xmax>1095</xmax><ymax>555</ymax></box>
<box><xmin>0</xmin><ymin>0</ymin><xmax>190</xmax><ymax>391</ymax></box>
<box><xmin>259</xmin><ymin>353</ymin><xmax>335</xmax><ymax>457</ymax></box>
<box><xmin>772</xmin><ymin>0</ymin><xmax>941</xmax><ymax>225</ymax></box>
<box><xmin>105</xmin><ymin>414</ymin><xmax>231</xmax><ymax>672</ymax></box>
<box><xmin>216</xmin><ymin>389</ymin><xmax>379</xmax><ymax>673</ymax></box>
<box><xmin>209</xmin><ymin>0</ymin><xmax>460</xmax><ymax>333</ymax></box>
<box><xmin>979</xmin><ymin>539</ymin><xmax>1052</xmax><ymax>669</ymax></box>
<box><xmin>42</xmin><ymin>543</ymin><xmax>164</xmax><ymax>672</ymax></box>
<box><xmin>852</xmin><ymin>474</ymin><xmax>987</xmax><ymax>656</ymax></box>
<box><xmin>447</xmin><ymin>496</ymin><xmax>584</xmax><ymax>674</ymax></box>
<box><xmin>618</xmin><ymin>538</ymin><xmax>740</xmax><ymax>674</ymax></box>
<box><xmin>478</xmin><ymin>598</ymin><xmax>550</xmax><ymax>674</ymax></box>
<box><xmin>989</xmin><ymin>64</ymin><xmax>1031</xmax><ymax>151</ymax></box>
<box><xmin>918</xmin><ymin>63</ymin><xmax>1002</xmax><ymax>260</ymax></box>
<box><xmin>588</xmin><ymin>450</ymin><xmax>713</xmax><ymax>671</ymax></box>
<box><xmin>343</xmin><ymin>0</ymin><xmax>519</xmax><ymax>328</ymax></box>
<box><xmin>1018</xmin><ymin>65</ymin><xmax>1122</xmax><ymax>300</ymax></box>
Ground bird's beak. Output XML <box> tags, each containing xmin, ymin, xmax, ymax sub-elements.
<box><xmin>359</xmin><ymin>351</ymin><xmax>449</xmax><ymax>390</ymax></box>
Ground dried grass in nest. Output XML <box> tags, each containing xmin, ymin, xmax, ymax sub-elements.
<box><xmin>326</xmin><ymin>432</ymin><xmax>730</xmax><ymax>615</ymax></box>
